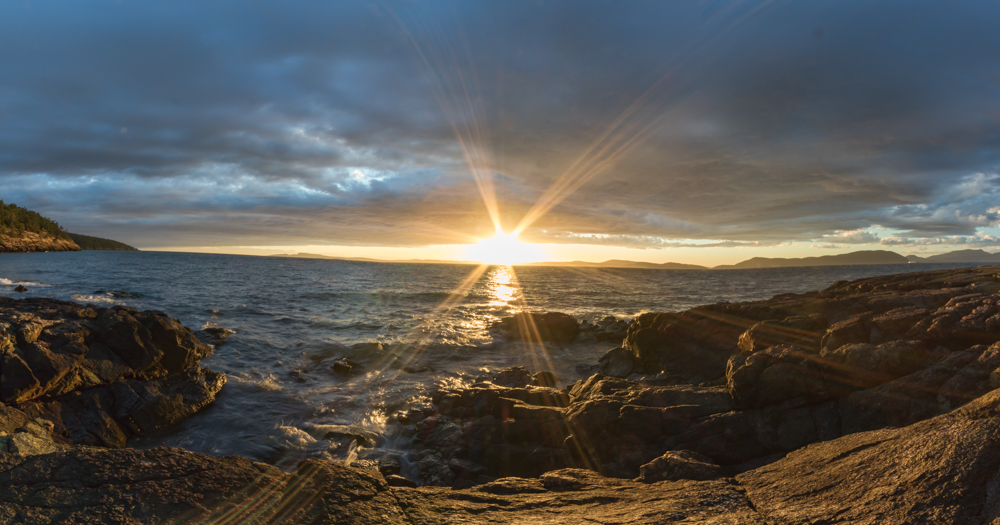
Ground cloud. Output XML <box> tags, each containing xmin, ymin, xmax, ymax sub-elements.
<box><xmin>3</xmin><ymin>1</ymin><xmax>1000</xmax><ymax>249</ymax></box>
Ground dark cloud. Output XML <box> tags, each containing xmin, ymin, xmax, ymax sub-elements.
<box><xmin>2</xmin><ymin>0</ymin><xmax>1000</xmax><ymax>250</ymax></box>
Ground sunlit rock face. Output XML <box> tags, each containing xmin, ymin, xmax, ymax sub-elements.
<box><xmin>396</xmin><ymin>265</ymin><xmax>1000</xmax><ymax>488</ymax></box>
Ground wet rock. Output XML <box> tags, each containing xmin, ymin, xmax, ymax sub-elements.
<box><xmin>194</xmin><ymin>326</ymin><xmax>234</xmax><ymax>346</ymax></box>
<box><xmin>378</xmin><ymin>454</ymin><xmax>402</xmax><ymax>476</ymax></box>
<box><xmin>492</xmin><ymin>312</ymin><xmax>580</xmax><ymax>345</ymax></box>
<box><xmin>493</xmin><ymin>366</ymin><xmax>534</xmax><ymax>388</ymax></box>
<box><xmin>0</xmin><ymin>297</ymin><xmax>222</xmax><ymax>449</ymax></box>
<box><xmin>12</xmin><ymin>285</ymin><xmax>27</xmax><ymax>293</ymax></box>
<box><xmin>21</xmin><ymin>366</ymin><xmax>226</xmax><ymax>448</ymax></box>
<box><xmin>332</xmin><ymin>357</ymin><xmax>365</xmax><ymax>376</ymax></box>
<box><xmin>583</xmin><ymin>316</ymin><xmax>629</xmax><ymax>343</ymax></box>
<box><xmin>637</xmin><ymin>449</ymin><xmax>720</xmax><ymax>482</ymax></box>
<box><xmin>94</xmin><ymin>290</ymin><xmax>139</xmax><ymax>299</ymax></box>
<box><xmin>598</xmin><ymin>347</ymin><xmax>636</xmax><ymax>377</ymax></box>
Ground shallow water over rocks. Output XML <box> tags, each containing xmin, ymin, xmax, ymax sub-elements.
<box><xmin>0</xmin><ymin>251</ymin><xmax>986</xmax><ymax>472</ymax></box>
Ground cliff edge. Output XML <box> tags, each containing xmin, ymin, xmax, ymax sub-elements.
<box><xmin>0</xmin><ymin>231</ymin><xmax>79</xmax><ymax>253</ymax></box>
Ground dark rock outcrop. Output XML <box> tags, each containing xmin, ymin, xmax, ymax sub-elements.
<box><xmin>0</xmin><ymin>297</ymin><xmax>224</xmax><ymax>448</ymax></box>
<box><xmin>492</xmin><ymin>312</ymin><xmax>580</xmax><ymax>345</ymax></box>
<box><xmin>7</xmin><ymin>385</ymin><xmax>1000</xmax><ymax>523</ymax></box>
<box><xmin>401</xmin><ymin>265</ymin><xmax>1000</xmax><ymax>485</ymax></box>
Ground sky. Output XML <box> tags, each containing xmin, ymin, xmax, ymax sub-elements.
<box><xmin>2</xmin><ymin>0</ymin><xmax>1000</xmax><ymax>266</ymax></box>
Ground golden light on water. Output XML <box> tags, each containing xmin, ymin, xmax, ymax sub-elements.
<box><xmin>487</xmin><ymin>266</ymin><xmax>518</xmax><ymax>307</ymax></box>
<box><xmin>463</xmin><ymin>231</ymin><xmax>546</xmax><ymax>265</ymax></box>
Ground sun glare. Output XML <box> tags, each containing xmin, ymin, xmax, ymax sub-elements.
<box><xmin>464</xmin><ymin>232</ymin><xmax>545</xmax><ymax>265</ymax></box>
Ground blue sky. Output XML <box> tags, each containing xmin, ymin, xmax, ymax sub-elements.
<box><xmin>2</xmin><ymin>0</ymin><xmax>999</xmax><ymax>264</ymax></box>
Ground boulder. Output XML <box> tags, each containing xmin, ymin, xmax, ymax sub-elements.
<box><xmin>737</xmin><ymin>314</ymin><xmax>828</xmax><ymax>354</ymax></box>
<box><xmin>726</xmin><ymin>344</ymin><xmax>832</xmax><ymax>409</ymax></box>
<box><xmin>493</xmin><ymin>312</ymin><xmax>580</xmax><ymax>345</ymax></box>
<box><xmin>598</xmin><ymin>347</ymin><xmax>636</xmax><ymax>377</ymax></box>
<box><xmin>493</xmin><ymin>366</ymin><xmax>534</xmax><ymax>388</ymax></box>
<box><xmin>636</xmin><ymin>449</ymin><xmax>720</xmax><ymax>482</ymax></box>
<box><xmin>0</xmin><ymin>298</ymin><xmax>222</xmax><ymax>448</ymax></box>
<box><xmin>12</xmin><ymin>285</ymin><xmax>27</xmax><ymax>293</ymax></box>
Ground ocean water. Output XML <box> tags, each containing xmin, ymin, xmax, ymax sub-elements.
<box><xmin>0</xmin><ymin>251</ymin><xmax>986</xmax><ymax>471</ymax></box>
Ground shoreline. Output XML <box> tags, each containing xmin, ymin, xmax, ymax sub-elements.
<box><xmin>0</xmin><ymin>264</ymin><xmax>999</xmax><ymax>521</ymax></box>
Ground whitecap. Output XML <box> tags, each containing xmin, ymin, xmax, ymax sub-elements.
<box><xmin>229</xmin><ymin>371</ymin><xmax>283</xmax><ymax>392</ymax></box>
<box><xmin>268</xmin><ymin>425</ymin><xmax>317</xmax><ymax>449</ymax></box>
<box><xmin>71</xmin><ymin>294</ymin><xmax>117</xmax><ymax>304</ymax></box>
<box><xmin>1</xmin><ymin>277</ymin><xmax>51</xmax><ymax>287</ymax></box>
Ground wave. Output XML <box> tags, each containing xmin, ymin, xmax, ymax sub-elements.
<box><xmin>71</xmin><ymin>294</ymin><xmax>117</xmax><ymax>304</ymax></box>
<box><xmin>1</xmin><ymin>277</ymin><xmax>51</xmax><ymax>287</ymax></box>
<box><xmin>229</xmin><ymin>371</ymin><xmax>284</xmax><ymax>392</ymax></box>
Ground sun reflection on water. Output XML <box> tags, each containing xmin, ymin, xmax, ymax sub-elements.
<box><xmin>488</xmin><ymin>266</ymin><xmax>519</xmax><ymax>307</ymax></box>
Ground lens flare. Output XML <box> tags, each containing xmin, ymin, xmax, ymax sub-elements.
<box><xmin>463</xmin><ymin>231</ymin><xmax>545</xmax><ymax>265</ymax></box>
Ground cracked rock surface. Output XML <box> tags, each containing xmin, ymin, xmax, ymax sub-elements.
<box><xmin>0</xmin><ymin>297</ymin><xmax>224</xmax><ymax>448</ymax></box>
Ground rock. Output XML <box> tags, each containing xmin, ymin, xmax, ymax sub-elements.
<box><xmin>737</xmin><ymin>315</ymin><xmax>828</xmax><ymax>354</ymax></box>
<box><xmin>21</xmin><ymin>366</ymin><xmax>226</xmax><ymax>448</ymax></box>
<box><xmin>622</xmin><ymin>307</ymin><xmax>761</xmax><ymax>380</ymax></box>
<box><xmin>636</xmin><ymin>449</ymin><xmax>720</xmax><ymax>482</ymax></box>
<box><xmin>385</xmin><ymin>474</ymin><xmax>417</xmax><ymax>488</ymax></box>
<box><xmin>493</xmin><ymin>312</ymin><xmax>580</xmax><ymax>345</ymax></box>
<box><xmin>581</xmin><ymin>316</ymin><xmax>629</xmax><ymax>343</ymax></box>
<box><xmin>395</xmin><ymin>471</ymin><xmax>763</xmax><ymax>524</ymax></box>
<box><xmin>598</xmin><ymin>347</ymin><xmax>636</xmax><ymax>377</ymax></box>
<box><xmin>821</xmin><ymin>314</ymin><xmax>872</xmax><ymax>352</ymax></box>
<box><xmin>332</xmin><ymin>358</ymin><xmax>365</xmax><ymax>376</ymax></box>
<box><xmin>378</xmin><ymin>454</ymin><xmax>402</xmax><ymax>476</ymax></box>
<box><xmin>726</xmin><ymin>344</ymin><xmax>832</xmax><ymax>409</ymax></box>
<box><xmin>0</xmin><ymin>231</ymin><xmax>80</xmax><ymax>252</ymax></box>
<box><xmin>7</xmin><ymin>431</ymin><xmax>63</xmax><ymax>455</ymax></box>
<box><xmin>0</xmin><ymin>298</ymin><xmax>222</xmax><ymax>448</ymax></box>
<box><xmin>738</xmin><ymin>388</ymin><xmax>1000</xmax><ymax>524</ymax></box>
<box><xmin>820</xmin><ymin>339</ymin><xmax>943</xmax><ymax>390</ymax></box>
<box><xmin>194</xmin><ymin>326</ymin><xmax>234</xmax><ymax>346</ymax></box>
<box><xmin>94</xmin><ymin>290</ymin><xmax>139</xmax><ymax>299</ymax></box>
<box><xmin>0</xmin><ymin>447</ymin><xmax>408</xmax><ymax>523</ymax></box>
<box><xmin>493</xmin><ymin>366</ymin><xmax>534</xmax><ymax>388</ymax></box>
<box><xmin>12</xmin><ymin>285</ymin><xmax>27</xmax><ymax>293</ymax></box>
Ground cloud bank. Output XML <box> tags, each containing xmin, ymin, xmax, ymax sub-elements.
<box><xmin>2</xmin><ymin>0</ymin><xmax>999</xmax><ymax>253</ymax></box>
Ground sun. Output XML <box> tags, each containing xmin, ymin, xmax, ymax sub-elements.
<box><xmin>464</xmin><ymin>231</ymin><xmax>545</xmax><ymax>265</ymax></box>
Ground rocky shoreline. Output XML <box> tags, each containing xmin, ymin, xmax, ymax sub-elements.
<box><xmin>0</xmin><ymin>232</ymin><xmax>80</xmax><ymax>253</ymax></box>
<box><xmin>2</xmin><ymin>265</ymin><xmax>1000</xmax><ymax>522</ymax></box>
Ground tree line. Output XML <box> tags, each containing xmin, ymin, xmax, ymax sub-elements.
<box><xmin>0</xmin><ymin>200</ymin><xmax>71</xmax><ymax>239</ymax></box>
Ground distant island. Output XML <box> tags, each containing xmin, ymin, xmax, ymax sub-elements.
<box><xmin>273</xmin><ymin>248</ymin><xmax>1000</xmax><ymax>270</ymax></box>
<box><xmin>907</xmin><ymin>249</ymin><xmax>1000</xmax><ymax>264</ymax></box>
<box><xmin>713</xmin><ymin>250</ymin><xmax>909</xmax><ymax>269</ymax></box>
<box><xmin>0</xmin><ymin>201</ymin><xmax>136</xmax><ymax>252</ymax></box>
<box><xmin>519</xmin><ymin>259</ymin><xmax>706</xmax><ymax>270</ymax></box>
